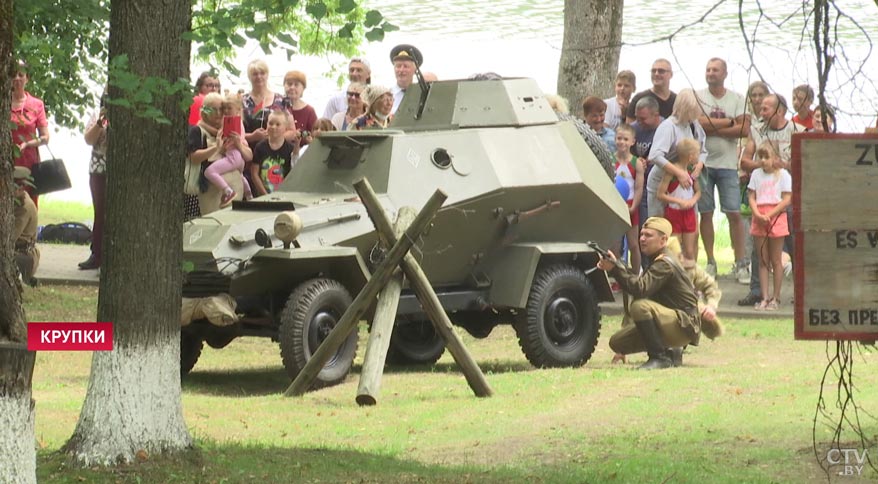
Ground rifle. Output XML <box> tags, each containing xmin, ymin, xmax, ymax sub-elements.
<box><xmin>587</xmin><ymin>241</ymin><xmax>630</xmax><ymax>318</ymax></box>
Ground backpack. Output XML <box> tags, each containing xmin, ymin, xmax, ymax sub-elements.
<box><xmin>39</xmin><ymin>222</ymin><xmax>93</xmax><ymax>245</ymax></box>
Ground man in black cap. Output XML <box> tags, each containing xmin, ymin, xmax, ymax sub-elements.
<box><xmin>597</xmin><ymin>216</ymin><xmax>701</xmax><ymax>369</ymax></box>
<box><xmin>389</xmin><ymin>44</ymin><xmax>422</xmax><ymax>114</ymax></box>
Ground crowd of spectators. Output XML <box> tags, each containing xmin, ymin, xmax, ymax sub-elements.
<box><xmin>8</xmin><ymin>48</ymin><xmax>847</xmax><ymax>291</ymax></box>
<box><xmin>182</xmin><ymin>47</ymin><xmax>424</xmax><ymax>220</ymax></box>
<box><xmin>581</xmin><ymin>57</ymin><xmax>838</xmax><ymax>311</ymax></box>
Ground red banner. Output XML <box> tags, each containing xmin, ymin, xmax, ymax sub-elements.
<box><xmin>27</xmin><ymin>322</ymin><xmax>114</xmax><ymax>351</ymax></box>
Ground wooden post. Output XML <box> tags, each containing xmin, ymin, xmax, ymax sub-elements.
<box><xmin>356</xmin><ymin>208</ymin><xmax>415</xmax><ymax>406</ymax></box>
<box><xmin>354</xmin><ymin>179</ymin><xmax>494</xmax><ymax>398</ymax></box>
<box><xmin>284</xmin><ymin>189</ymin><xmax>447</xmax><ymax>396</ymax></box>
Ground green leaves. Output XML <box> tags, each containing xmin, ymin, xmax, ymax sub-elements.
<box><xmin>337</xmin><ymin>0</ymin><xmax>357</xmax><ymax>14</ymax></box>
<box><xmin>337</xmin><ymin>22</ymin><xmax>357</xmax><ymax>39</ymax></box>
<box><xmin>363</xmin><ymin>10</ymin><xmax>397</xmax><ymax>42</ymax></box>
<box><xmin>107</xmin><ymin>55</ymin><xmax>191</xmax><ymax>126</ymax></box>
<box><xmin>306</xmin><ymin>2</ymin><xmax>328</xmax><ymax>20</ymax></box>
<box><xmin>364</xmin><ymin>10</ymin><xmax>383</xmax><ymax>27</ymax></box>
<box><xmin>15</xmin><ymin>0</ymin><xmax>109</xmax><ymax>129</ymax></box>
<box><xmin>365</xmin><ymin>28</ymin><xmax>384</xmax><ymax>42</ymax></box>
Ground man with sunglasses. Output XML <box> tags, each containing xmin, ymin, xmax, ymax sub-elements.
<box><xmin>625</xmin><ymin>59</ymin><xmax>676</xmax><ymax>123</ymax></box>
<box><xmin>322</xmin><ymin>57</ymin><xmax>372</xmax><ymax>120</ymax></box>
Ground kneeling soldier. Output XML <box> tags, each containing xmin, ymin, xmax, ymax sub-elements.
<box><xmin>597</xmin><ymin>217</ymin><xmax>700</xmax><ymax>369</ymax></box>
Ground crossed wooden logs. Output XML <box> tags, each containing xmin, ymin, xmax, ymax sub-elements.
<box><xmin>284</xmin><ymin>178</ymin><xmax>493</xmax><ymax>401</ymax></box>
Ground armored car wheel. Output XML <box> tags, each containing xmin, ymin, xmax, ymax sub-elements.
<box><xmin>514</xmin><ymin>264</ymin><xmax>601</xmax><ymax>368</ymax></box>
<box><xmin>386</xmin><ymin>317</ymin><xmax>446</xmax><ymax>366</ymax></box>
<box><xmin>180</xmin><ymin>331</ymin><xmax>203</xmax><ymax>376</ymax></box>
<box><xmin>279</xmin><ymin>278</ymin><xmax>357</xmax><ymax>388</ymax></box>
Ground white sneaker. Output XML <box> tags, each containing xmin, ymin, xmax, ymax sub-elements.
<box><xmin>735</xmin><ymin>262</ymin><xmax>751</xmax><ymax>285</ymax></box>
<box><xmin>705</xmin><ymin>261</ymin><xmax>717</xmax><ymax>278</ymax></box>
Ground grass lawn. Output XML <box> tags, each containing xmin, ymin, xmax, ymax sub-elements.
<box><xmin>23</xmin><ymin>285</ymin><xmax>878</xmax><ymax>483</ymax></box>
<box><xmin>37</xmin><ymin>199</ymin><xmax>94</xmax><ymax>227</ymax></box>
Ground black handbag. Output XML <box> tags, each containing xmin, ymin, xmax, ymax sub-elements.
<box><xmin>31</xmin><ymin>146</ymin><xmax>72</xmax><ymax>195</ymax></box>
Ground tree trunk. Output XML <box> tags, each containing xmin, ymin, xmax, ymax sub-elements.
<box><xmin>0</xmin><ymin>0</ymin><xmax>25</xmax><ymax>343</ymax></box>
<box><xmin>0</xmin><ymin>0</ymin><xmax>36</xmax><ymax>481</ymax></box>
<box><xmin>63</xmin><ymin>0</ymin><xmax>193</xmax><ymax>466</ymax></box>
<box><xmin>0</xmin><ymin>345</ymin><xmax>36</xmax><ymax>484</ymax></box>
<box><xmin>557</xmin><ymin>0</ymin><xmax>624</xmax><ymax>117</ymax></box>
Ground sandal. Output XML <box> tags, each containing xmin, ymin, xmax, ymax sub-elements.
<box><xmin>754</xmin><ymin>300</ymin><xmax>769</xmax><ymax>310</ymax></box>
<box><xmin>220</xmin><ymin>189</ymin><xmax>237</xmax><ymax>208</ymax></box>
<box><xmin>765</xmin><ymin>299</ymin><xmax>779</xmax><ymax>311</ymax></box>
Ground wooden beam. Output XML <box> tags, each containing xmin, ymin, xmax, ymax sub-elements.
<box><xmin>284</xmin><ymin>188</ymin><xmax>447</xmax><ymax>396</ymax></box>
<box><xmin>353</xmin><ymin>179</ymin><xmax>493</xmax><ymax>398</ymax></box>
<box><xmin>356</xmin><ymin>207</ymin><xmax>415</xmax><ymax>406</ymax></box>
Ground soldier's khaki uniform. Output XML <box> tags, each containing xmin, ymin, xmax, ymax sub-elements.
<box><xmin>684</xmin><ymin>260</ymin><xmax>722</xmax><ymax>316</ymax></box>
<box><xmin>14</xmin><ymin>193</ymin><xmax>40</xmax><ymax>283</ymax></box>
<box><xmin>619</xmin><ymin>259</ymin><xmax>722</xmax><ymax>327</ymax></box>
<box><xmin>608</xmin><ymin>248</ymin><xmax>700</xmax><ymax>355</ymax></box>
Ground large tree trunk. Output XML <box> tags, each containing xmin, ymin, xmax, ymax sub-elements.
<box><xmin>557</xmin><ymin>0</ymin><xmax>624</xmax><ymax>117</ymax></box>
<box><xmin>63</xmin><ymin>0</ymin><xmax>193</xmax><ymax>466</ymax></box>
<box><xmin>0</xmin><ymin>345</ymin><xmax>36</xmax><ymax>484</ymax></box>
<box><xmin>0</xmin><ymin>0</ymin><xmax>36</xmax><ymax>481</ymax></box>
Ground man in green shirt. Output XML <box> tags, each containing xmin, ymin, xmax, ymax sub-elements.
<box><xmin>597</xmin><ymin>217</ymin><xmax>700</xmax><ymax>369</ymax></box>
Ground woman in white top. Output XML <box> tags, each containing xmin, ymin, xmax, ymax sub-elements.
<box><xmin>646</xmin><ymin>88</ymin><xmax>707</xmax><ymax>218</ymax></box>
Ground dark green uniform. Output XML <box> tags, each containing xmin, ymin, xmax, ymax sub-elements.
<box><xmin>608</xmin><ymin>247</ymin><xmax>700</xmax><ymax>355</ymax></box>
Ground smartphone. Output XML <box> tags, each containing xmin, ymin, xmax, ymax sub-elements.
<box><xmin>223</xmin><ymin>115</ymin><xmax>242</xmax><ymax>136</ymax></box>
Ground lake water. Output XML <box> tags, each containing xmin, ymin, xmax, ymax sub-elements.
<box><xmin>41</xmin><ymin>0</ymin><xmax>878</xmax><ymax>206</ymax></box>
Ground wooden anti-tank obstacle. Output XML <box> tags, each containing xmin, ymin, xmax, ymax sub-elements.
<box><xmin>355</xmin><ymin>207</ymin><xmax>413</xmax><ymax>405</ymax></box>
<box><xmin>285</xmin><ymin>178</ymin><xmax>493</xmax><ymax>399</ymax></box>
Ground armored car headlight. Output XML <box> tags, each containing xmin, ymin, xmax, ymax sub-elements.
<box><xmin>274</xmin><ymin>211</ymin><xmax>303</xmax><ymax>247</ymax></box>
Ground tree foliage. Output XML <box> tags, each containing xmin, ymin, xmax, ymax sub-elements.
<box><xmin>14</xmin><ymin>0</ymin><xmax>109</xmax><ymax>129</ymax></box>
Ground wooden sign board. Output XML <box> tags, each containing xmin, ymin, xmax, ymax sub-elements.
<box><xmin>793</xmin><ymin>133</ymin><xmax>878</xmax><ymax>340</ymax></box>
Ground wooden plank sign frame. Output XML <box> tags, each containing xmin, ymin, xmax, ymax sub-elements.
<box><xmin>793</xmin><ymin>132</ymin><xmax>878</xmax><ymax>340</ymax></box>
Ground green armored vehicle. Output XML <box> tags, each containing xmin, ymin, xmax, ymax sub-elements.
<box><xmin>181</xmin><ymin>70</ymin><xmax>630</xmax><ymax>388</ymax></box>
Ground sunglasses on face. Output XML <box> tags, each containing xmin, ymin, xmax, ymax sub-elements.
<box><xmin>201</xmin><ymin>106</ymin><xmax>220</xmax><ymax>115</ymax></box>
<box><xmin>346</xmin><ymin>91</ymin><xmax>361</xmax><ymax>98</ymax></box>
<box><xmin>651</xmin><ymin>68</ymin><xmax>669</xmax><ymax>74</ymax></box>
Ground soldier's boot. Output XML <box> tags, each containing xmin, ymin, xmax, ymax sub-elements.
<box><xmin>666</xmin><ymin>347</ymin><xmax>683</xmax><ymax>367</ymax></box>
<box><xmin>634</xmin><ymin>319</ymin><xmax>672</xmax><ymax>370</ymax></box>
